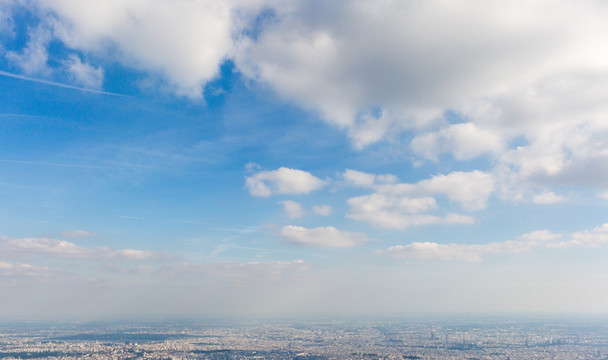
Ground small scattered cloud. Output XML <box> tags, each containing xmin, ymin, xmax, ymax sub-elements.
<box><xmin>342</xmin><ymin>169</ymin><xmax>396</xmax><ymax>188</ymax></box>
<box><xmin>5</xmin><ymin>25</ymin><xmax>51</xmax><ymax>75</ymax></box>
<box><xmin>244</xmin><ymin>162</ymin><xmax>262</xmax><ymax>173</ymax></box>
<box><xmin>280</xmin><ymin>225</ymin><xmax>368</xmax><ymax>248</ymax></box>
<box><xmin>245</xmin><ymin>167</ymin><xmax>326</xmax><ymax>197</ymax></box>
<box><xmin>63</xmin><ymin>54</ymin><xmax>104</xmax><ymax>89</ymax></box>
<box><xmin>342</xmin><ymin>169</ymin><xmax>376</xmax><ymax>187</ymax></box>
<box><xmin>312</xmin><ymin>204</ymin><xmax>333</xmax><ymax>216</ymax></box>
<box><xmin>279</xmin><ymin>200</ymin><xmax>304</xmax><ymax>219</ymax></box>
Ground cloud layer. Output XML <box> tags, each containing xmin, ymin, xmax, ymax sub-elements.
<box><xmin>0</xmin><ymin>236</ymin><xmax>167</xmax><ymax>260</ymax></box>
<box><xmin>381</xmin><ymin>224</ymin><xmax>608</xmax><ymax>262</ymax></box>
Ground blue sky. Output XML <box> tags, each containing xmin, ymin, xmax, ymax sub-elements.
<box><xmin>2</xmin><ymin>0</ymin><xmax>608</xmax><ymax>320</ymax></box>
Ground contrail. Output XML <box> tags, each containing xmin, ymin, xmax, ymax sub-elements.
<box><xmin>0</xmin><ymin>158</ymin><xmax>121</xmax><ymax>169</ymax></box>
<box><xmin>0</xmin><ymin>70</ymin><xmax>131</xmax><ymax>97</ymax></box>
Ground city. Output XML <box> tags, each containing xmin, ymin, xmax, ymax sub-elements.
<box><xmin>1</xmin><ymin>317</ymin><xmax>607</xmax><ymax>359</ymax></box>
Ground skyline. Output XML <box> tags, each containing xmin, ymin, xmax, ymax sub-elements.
<box><xmin>1</xmin><ymin>0</ymin><xmax>608</xmax><ymax>319</ymax></box>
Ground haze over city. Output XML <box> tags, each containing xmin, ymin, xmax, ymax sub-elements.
<box><xmin>1</xmin><ymin>0</ymin><xmax>608</xmax><ymax>320</ymax></box>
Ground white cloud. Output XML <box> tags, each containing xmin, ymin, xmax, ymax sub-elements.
<box><xmin>280</xmin><ymin>225</ymin><xmax>368</xmax><ymax>248</ymax></box>
<box><xmin>550</xmin><ymin>223</ymin><xmax>608</xmax><ymax>248</ymax></box>
<box><xmin>245</xmin><ymin>167</ymin><xmax>326</xmax><ymax>197</ymax></box>
<box><xmin>235</xmin><ymin>1</ymin><xmax>608</xmax><ymax>149</ymax></box>
<box><xmin>345</xmin><ymin>170</ymin><xmax>492</xmax><ymax>229</ymax></box>
<box><xmin>347</xmin><ymin>194</ymin><xmax>474</xmax><ymax>229</ymax></box>
<box><xmin>31</xmin><ymin>0</ymin><xmax>268</xmax><ymax>99</ymax></box>
<box><xmin>382</xmin><ymin>224</ymin><xmax>608</xmax><ymax>261</ymax></box>
<box><xmin>411</xmin><ymin>122</ymin><xmax>505</xmax><ymax>161</ymax></box>
<box><xmin>63</xmin><ymin>54</ymin><xmax>103</xmax><ymax>89</ymax></box>
<box><xmin>342</xmin><ymin>169</ymin><xmax>396</xmax><ymax>188</ymax></box>
<box><xmin>375</xmin><ymin>170</ymin><xmax>496</xmax><ymax>211</ymax></box>
<box><xmin>342</xmin><ymin>169</ymin><xmax>376</xmax><ymax>187</ymax></box>
<box><xmin>414</xmin><ymin>171</ymin><xmax>496</xmax><ymax>211</ymax></box>
<box><xmin>0</xmin><ymin>261</ymin><xmax>57</xmax><ymax>278</ymax></box>
<box><xmin>235</xmin><ymin>0</ymin><xmax>608</xmax><ymax>199</ymax></box>
<box><xmin>0</xmin><ymin>1</ymin><xmax>15</xmax><ymax>37</ymax></box>
<box><xmin>532</xmin><ymin>191</ymin><xmax>566</xmax><ymax>204</ymax></box>
<box><xmin>60</xmin><ymin>230</ymin><xmax>97</xmax><ymax>239</ymax></box>
<box><xmin>279</xmin><ymin>200</ymin><xmax>304</xmax><ymax>219</ymax></box>
<box><xmin>5</xmin><ymin>24</ymin><xmax>51</xmax><ymax>75</ymax></box>
<box><xmin>3</xmin><ymin>0</ymin><xmax>608</xmax><ymax>218</ymax></box>
<box><xmin>6</xmin><ymin>1</ymin><xmax>608</xmax><ymax>195</ymax></box>
<box><xmin>312</xmin><ymin>204</ymin><xmax>332</xmax><ymax>216</ymax></box>
<box><xmin>349</xmin><ymin>193</ymin><xmax>437</xmax><ymax>216</ymax></box>
<box><xmin>0</xmin><ymin>235</ymin><xmax>167</xmax><ymax>260</ymax></box>
<box><xmin>381</xmin><ymin>230</ymin><xmax>561</xmax><ymax>262</ymax></box>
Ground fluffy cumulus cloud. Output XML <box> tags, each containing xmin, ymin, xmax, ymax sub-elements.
<box><xmin>234</xmin><ymin>0</ymin><xmax>608</xmax><ymax>198</ymax></box>
<box><xmin>389</xmin><ymin>170</ymin><xmax>496</xmax><ymax>211</ymax></box>
<box><xmin>245</xmin><ymin>167</ymin><xmax>326</xmax><ymax>197</ymax></box>
<box><xmin>31</xmin><ymin>0</ymin><xmax>257</xmax><ymax>98</ymax></box>
<box><xmin>348</xmin><ymin>194</ymin><xmax>473</xmax><ymax>229</ymax></box>
<box><xmin>347</xmin><ymin>169</ymin><xmax>495</xmax><ymax>210</ymax></box>
<box><xmin>280</xmin><ymin>225</ymin><xmax>368</xmax><ymax>248</ymax></box>
<box><xmin>236</xmin><ymin>1</ymin><xmax>608</xmax><ymax>145</ymax></box>
<box><xmin>4</xmin><ymin>0</ymin><xmax>608</xmax><ymax>192</ymax></box>
<box><xmin>344</xmin><ymin>169</ymin><xmax>492</xmax><ymax>229</ymax></box>
<box><xmin>3</xmin><ymin>0</ymin><xmax>273</xmax><ymax>96</ymax></box>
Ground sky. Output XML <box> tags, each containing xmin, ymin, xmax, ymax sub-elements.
<box><xmin>1</xmin><ymin>0</ymin><xmax>608</xmax><ymax>320</ymax></box>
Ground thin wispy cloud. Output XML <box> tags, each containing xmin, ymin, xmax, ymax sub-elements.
<box><xmin>0</xmin><ymin>236</ymin><xmax>170</xmax><ymax>261</ymax></box>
